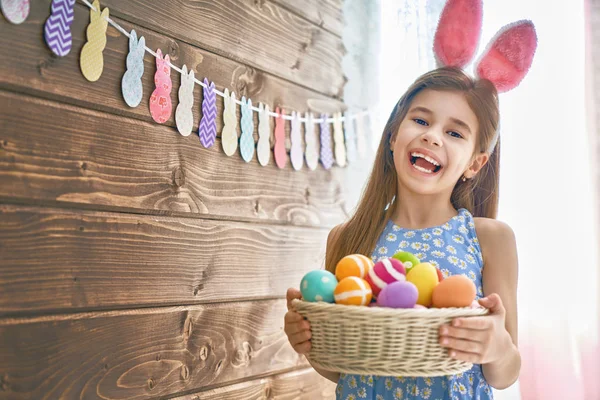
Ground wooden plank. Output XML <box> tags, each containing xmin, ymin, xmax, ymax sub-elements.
<box><xmin>0</xmin><ymin>300</ymin><xmax>306</xmax><ymax>399</ymax></box>
<box><xmin>0</xmin><ymin>91</ymin><xmax>347</xmax><ymax>227</ymax></box>
<box><xmin>0</xmin><ymin>204</ymin><xmax>327</xmax><ymax>315</ymax></box>
<box><xmin>172</xmin><ymin>368</ymin><xmax>336</xmax><ymax>399</ymax></box>
<box><xmin>271</xmin><ymin>0</ymin><xmax>344</xmax><ymax>38</ymax></box>
<box><xmin>0</xmin><ymin>2</ymin><xmax>344</xmax><ymax>135</ymax></box>
<box><xmin>97</xmin><ymin>0</ymin><xmax>346</xmax><ymax>98</ymax></box>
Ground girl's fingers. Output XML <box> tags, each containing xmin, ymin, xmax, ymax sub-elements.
<box><xmin>439</xmin><ymin>325</ymin><xmax>487</xmax><ymax>342</ymax></box>
<box><xmin>448</xmin><ymin>349</ymin><xmax>481</xmax><ymax>364</ymax></box>
<box><xmin>439</xmin><ymin>336</ymin><xmax>483</xmax><ymax>355</ymax></box>
<box><xmin>452</xmin><ymin>317</ymin><xmax>491</xmax><ymax>330</ymax></box>
<box><xmin>289</xmin><ymin>329</ymin><xmax>312</xmax><ymax>347</ymax></box>
<box><xmin>293</xmin><ymin>341</ymin><xmax>311</xmax><ymax>354</ymax></box>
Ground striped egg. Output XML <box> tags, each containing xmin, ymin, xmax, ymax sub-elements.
<box><xmin>335</xmin><ymin>254</ymin><xmax>374</xmax><ymax>281</ymax></box>
<box><xmin>365</xmin><ymin>257</ymin><xmax>406</xmax><ymax>297</ymax></box>
<box><xmin>334</xmin><ymin>276</ymin><xmax>373</xmax><ymax>306</ymax></box>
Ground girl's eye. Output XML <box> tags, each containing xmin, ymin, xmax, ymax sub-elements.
<box><xmin>413</xmin><ymin>118</ymin><xmax>428</xmax><ymax>126</ymax></box>
<box><xmin>447</xmin><ymin>131</ymin><xmax>463</xmax><ymax>139</ymax></box>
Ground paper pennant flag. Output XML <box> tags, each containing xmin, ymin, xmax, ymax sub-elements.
<box><xmin>274</xmin><ymin>107</ymin><xmax>286</xmax><ymax>169</ymax></box>
<box><xmin>1</xmin><ymin>0</ymin><xmax>30</xmax><ymax>24</ymax></box>
<box><xmin>290</xmin><ymin>111</ymin><xmax>303</xmax><ymax>171</ymax></box>
<box><xmin>121</xmin><ymin>30</ymin><xmax>145</xmax><ymax>108</ymax></box>
<box><xmin>333</xmin><ymin>111</ymin><xmax>347</xmax><ymax>167</ymax></box>
<box><xmin>240</xmin><ymin>97</ymin><xmax>255</xmax><ymax>162</ymax></box>
<box><xmin>198</xmin><ymin>78</ymin><xmax>217</xmax><ymax>147</ymax></box>
<box><xmin>319</xmin><ymin>114</ymin><xmax>333</xmax><ymax>170</ymax></box>
<box><xmin>356</xmin><ymin>113</ymin><xmax>367</xmax><ymax>159</ymax></box>
<box><xmin>221</xmin><ymin>88</ymin><xmax>238</xmax><ymax>156</ymax></box>
<box><xmin>80</xmin><ymin>0</ymin><xmax>109</xmax><ymax>82</ymax></box>
<box><xmin>175</xmin><ymin>65</ymin><xmax>195</xmax><ymax>136</ymax></box>
<box><xmin>257</xmin><ymin>103</ymin><xmax>271</xmax><ymax>166</ymax></box>
<box><xmin>343</xmin><ymin>111</ymin><xmax>357</xmax><ymax>164</ymax></box>
<box><xmin>304</xmin><ymin>112</ymin><xmax>318</xmax><ymax>171</ymax></box>
<box><xmin>149</xmin><ymin>49</ymin><xmax>173</xmax><ymax>124</ymax></box>
<box><xmin>43</xmin><ymin>0</ymin><xmax>75</xmax><ymax>56</ymax></box>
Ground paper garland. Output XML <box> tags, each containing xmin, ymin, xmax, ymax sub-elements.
<box><xmin>304</xmin><ymin>113</ymin><xmax>319</xmax><ymax>171</ymax></box>
<box><xmin>333</xmin><ymin>111</ymin><xmax>346</xmax><ymax>167</ymax></box>
<box><xmin>257</xmin><ymin>103</ymin><xmax>271</xmax><ymax>166</ymax></box>
<box><xmin>199</xmin><ymin>78</ymin><xmax>217</xmax><ymax>147</ymax></box>
<box><xmin>80</xmin><ymin>0</ymin><xmax>109</xmax><ymax>82</ymax></box>
<box><xmin>175</xmin><ymin>65</ymin><xmax>195</xmax><ymax>136</ymax></box>
<box><xmin>43</xmin><ymin>0</ymin><xmax>75</xmax><ymax>57</ymax></box>
<box><xmin>1</xmin><ymin>0</ymin><xmax>29</xmax><ymax>24</ymax></box>
<box><xmin>274</xmin><ymin>108</ymin><xmax>287</xmax><ymax>169</ymax></box>
<box><xmin>149</xmin><ymin>49</ymin><xmax>172</xmax><ymax>124</ymax></box>
<box><xmin>240</xmin><ymin>97</ymin><xmax>255</xmax><ymax>162</ymax></box>
<box><xmin>222</xmin><ymin>88</ymin><xmax>238</xmax><ymax>156</ymax></box>
<box><xmin>121</xmin><ymin>30</ymin><xmax>145</xmax><ymax>108</ymax></box>
<box><xmin>290</xmin><ymin>111</ymin><xmax>303</xmax><ymax>170</ymax></box>
<box><xmin>4</xmin><ymin>0</ymin><xmax>379</xmax><ymax>171</ymax></box>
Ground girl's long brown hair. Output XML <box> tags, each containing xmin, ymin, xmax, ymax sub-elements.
<box><xmin>326</xmin><ymin>67</ymin><xmax>500</xmax><ymax>273</ymax></box>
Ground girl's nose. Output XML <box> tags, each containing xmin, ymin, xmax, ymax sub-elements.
<box><xmin>421</xmin><ymin>129</ymin><xmax>443</xmax><ymax>147</ymax></box>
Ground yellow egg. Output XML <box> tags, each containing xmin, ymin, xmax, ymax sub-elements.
<box><xmin>432</xmin><ymin>275</ymin><xmax>476</xmax><ymax>308</ymax></box>
<box><xmin>406</xmin><ymin>262</ymin><xmax>439</xmax><ymax>307</ymax></box>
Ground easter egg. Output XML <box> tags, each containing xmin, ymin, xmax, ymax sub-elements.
<box><xmin>334</xmin><ymin>276</ymin><xmax>373</xmax><ymax>306</ymax></box>
<box><xmin>335</xmin><ymin>254</ymin><xmax>374</xmax><ymax>281</ymax></box>
<box><xmin>364</xmin><ymin>257</ymin><xmax>406</xmax><ymax>297</ymax></box>
<box><xmin>377</xmin><ymin>281</ymin><xmax>418</xmax><ymax>308</ymax></box>
<box><xmin>300</xmin><ymin>270</ymin><xmax>337</xmax><ymax>302</ymax></box>
<box><xmin>436</xmin><ymin>268</ymin><xmax>444</xmax><ymax>282</ymax></box>
<box><xmin>392</xmin><ymin>251</ymin><xmax>421</xmax><ymax>273</ymax></box>
<box><xmin>432</xmin><ymin>275</ymin><xmax>477</xmax><ymax>308</ymax></box>
<box><xmin>414</xmin><ymin>304</ymin><xmax>427</xmax><ymax>309</ymax></box>
<box><xmin>406</xmin><ymin>262</ymin><xmax>439</xmax><ymax>307</ymax></box>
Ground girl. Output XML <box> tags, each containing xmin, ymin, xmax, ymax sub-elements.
<box><xmin>284</xmin><ymin>66</ymin><xmax>521</xmax><ymax>399</ymax></box>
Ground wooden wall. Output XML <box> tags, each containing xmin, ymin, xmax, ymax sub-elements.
<box><xmin>0</xmin><ymin>1</ymin><xmax>378</xmax><ymax>398</ymax></box>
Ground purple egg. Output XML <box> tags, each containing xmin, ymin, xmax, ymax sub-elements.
<box><xmin>377</xmin><ymin>281</ymin><xmax>419</xmax><ymax>308</ymax></box>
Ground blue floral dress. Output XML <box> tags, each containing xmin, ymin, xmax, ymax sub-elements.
<box><xmin>336</xmin><ymin>208</ymin><xmax>493</xmax><ymax>400</ymax></box>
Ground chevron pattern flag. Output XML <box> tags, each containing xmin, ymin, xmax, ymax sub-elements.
<box><xmin>44</xmin><ymin>0</ymin><xmax>75</xmax><ymax>57</ymax></box>
<box><xmin>198</xmin><ymin>78</ymin><xmax>217</xmax><ymax>148</ymax></box>
<box><xmin>320</xmin><ymin>114</ymin><xmax>334</xmax><ymax>170</ymax></box>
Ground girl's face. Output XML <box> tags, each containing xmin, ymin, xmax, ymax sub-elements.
<box><xmin>390</xmin><ymin>89</ymin><xmax>489</xmax><ymax>196</ymax></box>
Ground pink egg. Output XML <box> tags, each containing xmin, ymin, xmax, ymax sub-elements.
<box><xmin>377</xmin><ymin>281</ymin><xmax>418</xmax><ymax>309</ymax></box>
<box><xmin>365</xmin><ymin>258</ymin><xmax>406</xmax><ymax>297</ymax></box>
<box><xmin>413</xmin><ymin>304</ymin><xmax>427</xmax><ymax>309</ymax></box>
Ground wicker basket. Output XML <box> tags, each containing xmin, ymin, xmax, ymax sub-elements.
<box><xmin>292</xmin><ymin>299</ymin><xmax>488</xmax><ymax>377</ymax></box>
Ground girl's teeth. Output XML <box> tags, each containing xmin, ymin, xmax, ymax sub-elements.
<box><xmin>411</xmin><ymin>152</ymin><xmax>440</xmax><ymax>166</ymax></box>
<box><xmin>413</xmin><ymin>164</ymin><xmax>433</xmax><ymax>174</ymax></box>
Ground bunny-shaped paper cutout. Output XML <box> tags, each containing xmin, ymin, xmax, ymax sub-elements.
<box><xmin>222</xmin><ymin>88</ymin><xmax>238</xmax><ymax>156</ymax></box>
<box><xmin>343</xmin><ymin>112</ymin><xmax>357</xmax><ymax>164</ymax></box>
<box><xmin>355</xmin><ymin>113</ymin><xmax>367</xmax><ymax>159</ymax></box>
<box><xmin>240</xmin><ymin>97</ymin><xmax>255</xmax><ymax>162</ymax></box>
<box><xmin>149</xmin><ymin>49</ymin><xmax>173</xmax><ymax>124</ymax></box>
<box><xmin>257</xmin><ymin>103</ymin><xmax>271</xmax><ymax>166</ymax></box>
<box><xmin>43</xmin><ymin>0</ymin><xmax>75</xmax><ymax>57</ymax></box>
<box><xmin>175</xmin><ymin>65</ymin><xmax>195</xmax><ymax>136</ymax></box>
<box><xmin>121</xmin><ymin>29</ymin><xmax>145</xmax><ymax>108</ymax></box>
<box><xmin>319</xmin><ymin>114</ymin><xmax>334</xmax><ymax>170</ymax></box>
<box><xmin>2</xmin><ymin>0</ymin><xmax>30</xmax><ymax>24</ymax></box>
<box><xmin>273</xmin><ymin>107</ymin><xmax>287</xmax><ymax>169</ymax></box>
<box><xmin>333</xmin><ymin>111</ymin><xmax>346</xmax><ymax>167</ymax></box>
<box><xmin>199</xmin><ymin>78</ymin><xmax>217</xmax><ymax>147</ymax></box>
<box><xmin>304</xmin><ymin>112</ymin><xmax>319</xmax><ymax>171</ymax></box>
<box><xmin>80</xmin><ymin>0</ymin><xmax>109</xmax><ymax>82</ymax></box>
<box><xmin>433</xmin><ymin>0</ymin><xmax>537</xmax><ymax>93</ymax></box>
<box><xmin>290</xmin><ymin>111</ymin><xmax>304</xmax><ymax>171</ymax></box>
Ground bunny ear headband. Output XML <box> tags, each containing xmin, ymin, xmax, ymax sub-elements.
<box><xmin>433</xmin><ymin>0</ymin><xmax>538</xmax><ymax>151</ymax></box>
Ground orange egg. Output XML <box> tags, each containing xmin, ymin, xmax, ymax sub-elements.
<box><xmin>431</xmin><ymin>275</ymin><xmax>476</xmax><ymax>308</ymax></box>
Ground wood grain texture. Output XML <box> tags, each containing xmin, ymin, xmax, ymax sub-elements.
<box><xmin>272</xmin><ymin>0</ymin><xmax>344</xmax><ymax>38</ymax></box>
<box><xmin>0</xmin><ymin>204</ymin><xmax>327</xmax><ymax>315</ymax></box>
<box><xmin>0</xmin><ymin>2</ymin><xmax>345</xmax><ymax>138</ymax></box>
<box><xmin>0</xmin><ymin>300</ymin><xmax>305</xmax><ymax>399</ymax></box>
<box><xmin>0</xmin><ymin>91</ymin><xmax>348</xmax><ymax>226</ymax></box>
<box><xmin>172</xmin><ymin>368</ymin><xmax>336</xmax><ymax>399</ymax></box>
<box><xmin>97</xmin><ymin>0</ymin><xmax>346</xmax><ymax>98</ymax></box>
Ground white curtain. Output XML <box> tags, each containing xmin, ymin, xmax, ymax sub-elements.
<box><xmin>377</xmin><ymin>1</ymin><xmax>599</xmax><ymax>398</ymax></box>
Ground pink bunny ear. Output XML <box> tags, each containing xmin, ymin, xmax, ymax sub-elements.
<box><xmin>433</xmin><ymin>0</ymin><xmax>483</xmax><ymax>68</ymax></box>
<box><xmin>163</xmin><ymin>54</ymin><xmax>171</xmax><ymax>72</ymax></box>
<box><xmin>475</xmin><ymin>20</ymin><xmax>537</xmax><ymax>93</ymax></box>
<box><xmin>155</xmin><ymin>48</ymin><xmax>163</xmax><ymax>65</ymax></box>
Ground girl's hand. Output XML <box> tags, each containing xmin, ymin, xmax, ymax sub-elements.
<box><xmin>438</xmin><ymin>293</ymin><xmax>513</xmax><ymax>364</ymax></box>
<box><xmin>284</xmin><ymin>288</ymin><xmax>312</xmax><ymax>354</ymax></box>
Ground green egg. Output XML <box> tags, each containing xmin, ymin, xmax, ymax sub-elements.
<box><xmin>391</xmin><ymin>251</ymin><xmax>421</xmax><ymax>273</ymax></box>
